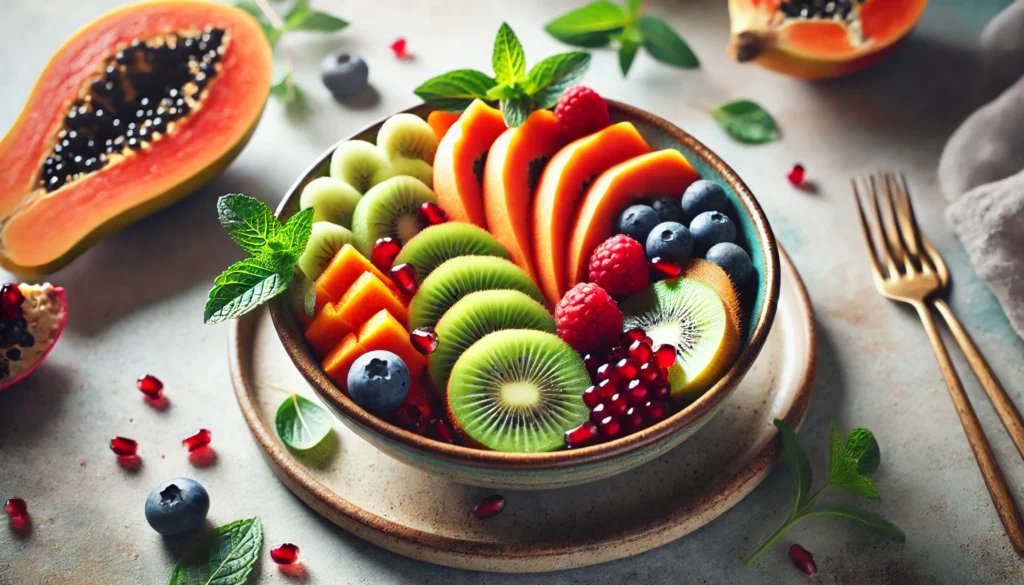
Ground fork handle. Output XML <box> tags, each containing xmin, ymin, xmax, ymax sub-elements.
<box><xmin>914</xmin><ymin>302</ymin><xmax>1024</xmax><ymax>554</ymax></box>
<box><xmin>932</xmin><ymin>298</ymin><xmax>1024</xmax><ymax>460</ymax></box>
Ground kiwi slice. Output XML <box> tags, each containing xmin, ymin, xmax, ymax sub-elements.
<box><xmin>431</xmin><ymin>290</ymin><xmax>555</xmax><ymax>391</ymax></box>
<box><xmin>621</xmin><ymin>277</ymin><xmax>741</xmax><ymax>403</ymax></box>
<box><xmin>408</xmin><ymin>256</ymin><xmax>545</xmax><ymax>330</ymax></box>
<box><xmin>298</xmin><ymin>222</ymin><xmax>354</xmax><ymax>279</ymax></box>
<box><xmin>376</xmin><ymin>113</ymin><xmax>439</xmax><ymax>163</ymax></box>
<box><xmin>371</xmin><ymin>156</ymin><xmax>434</xmax><ymax>189</ymax></box>
<box><xmin>394</xmin><ymin>223</ymin><xmax>509</xmax><ymax>281</ymax></box>
<box><xmin>447</xmin><ymin>329</ymin><xmax>590</xmax><ymax>452</ymax></box>
<box><xmin>349</xmin><ymin>175</ymin><xmax>437</xmax><ymax>256</ymax></box>
<box><xmin>329</xmin><ymin>140</ymin><xmax>390</xmax><ymax>193</ymax></box>
<box><xmin>299</xmin><ymin>176</ymin><xmax>362</xmax><ymax>227</ymax></box>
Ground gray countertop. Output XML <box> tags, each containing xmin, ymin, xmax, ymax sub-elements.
<box><xmin>2</xmin><ymin>0</ymin><xmax>1023</xmax><ymax>583</ymax></box>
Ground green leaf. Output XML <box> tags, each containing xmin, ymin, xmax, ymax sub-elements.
<box><xmin>485</xmin><ymin>81</ymin><xmax>525</xmax><ymax>101</ymax></box>
<box><xmin>616</xmin><ymin>27</ymin><xmax>641</xmax><ymax>77</ymax></box>
<box><xmin>848</xmin><ymin>428</ymin><xmax>881</xmax><ymax>475</ymax></box>
<box><xmin>774</xmin><ymin>419</ymin><xmax>812</xmax><ymax>511</ymax></box>
<box><xmin>627</xmin><ymin>0</ymin><xmax>643</xmax><ymax>18</ymax></box>
<box><xmin>635</xmin><ymin>15</ymin><xmax>699</xmax><ymax>69</ymax></box>
<box><xmin>204</xmin><ymin>253</ymin><xmax>294</xmax><ymax>324</ymax></box>
<box><xmin>168</xmin><ymin>517</ymin><xmax>263</xmax><ymax>585</ymax></box>
<box><xmin>525</xmin><ymin>52</ymin><xmax>591</xmax><ymax>109</ymax></box>
<box><xmin>414</xmin><ymin>69</ymin><xmax>498</xmax><ymax>112</ymax></box>
<box><xmin>805</xmin><ymin>508</ymin><xmax>905</xmax><ymax>542</ymax></box>
<box><xmin>277</xmin><ymin>207</ymin><xmax>315</xmax><ymax>257</ymax></box>
<box><xmin>500</xmin><ymin>95</ymin><xmax>532</xmax><ymax>128</ymax></box>
<box><xmin>828</xmin><ymin>420</ymin><xmax>880</xmax><ymax>500</ymax></box>
<box><xmin>217</xmin><ymin>194</ymin><xmax>281</xmax><ymax>255</ymax></box>
<box><xmin>711</xmin><ymin>99</ymin><xmax>780</xmax><ymax>144</ymax></box>
<box><xmin>270</xmin><ymin>71</ymin><xmax>309</xmax><ymax>117</ymax></box>
<box><xmin>276</xmin><ymin>393</ymin><xmax>333</xmax><ymax>450</ymax></box>
<box><xmin>234</xmin><ymin>1</ymin><xmax>281</xmax><ymax>46</ymax></box>
<box><xmin>492</xmin><ymin>23</ymin><xmax>527</xmax><ymax>84</ymax></box>
<box><xmin>545</xmin><ymin>1</ymin><xmax>627</xmax><ymax>47</ymax></box>
<box><xmin>288</xmin><ymin>10</ymin><xmax>348</xmax><ymax>32</ymax></box>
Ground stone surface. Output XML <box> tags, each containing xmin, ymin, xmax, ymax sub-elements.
<box><xmin>2</xmin><ymin>1</ymin><xmax>1024</xmax><ymax>584</ymax></box>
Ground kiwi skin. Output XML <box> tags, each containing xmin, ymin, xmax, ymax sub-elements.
<box><xmin>394</xmin><ymin>222</ymin><xmax>510</xmax><ymax>282</ymax></box>
<box><xmin>430</xmin><ymin>289</ymin><xmax>556</xmax><ymax>391</ymax></box>
<box><xmin>349</xmin><ymin>175</ymin><xmax>437</xmax><ymax>256</ymax></box>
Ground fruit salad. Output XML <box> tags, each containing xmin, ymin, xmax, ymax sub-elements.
<box><xmin>292</xmin><ymin>87</ymin><xmax>757</xmax><ymax>453</ymax></box>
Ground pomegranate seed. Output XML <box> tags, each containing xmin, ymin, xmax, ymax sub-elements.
<box><xmin>417</xmin><ymin>201</ymin><xmax>447</xmax><ymax>227</ymax></box>
<box><xmin>0</xmin><ymin>284</ymin><xmax>24</xmax><ymax>321</ymax></box>
<box><xmin>644</xmin><ymin>401</ymin><xmax>666</xmax><ymax>422</ymax></box>
<box><xmin>390</xmin><ymin>263</ymin><xmax>418</xmax><ymax>296</ymax></box>
<box><xmin>270</xmin><ymin>543</ymin><xmax>300</xmax><ymax>565</ymax></box>
<box><xmin>643</xmin><ymin>336</ymin><xmax>655</xmax><ymax>347</ymax></box>
<box><xmin>626</xmin><ymin>380</ymin><xmax>649</xmax><ymax>404</ymax></box>
<box><xmin>426</xmin><ymin>418</ymin><xmax>456</xmax><ymax>443</ymax></box>
<box><xmin>653</xmin><ymin>344</ymin><xmax>676</xmax><ymax>369</ymax></box>
<box><xmin>649</xmin><ymin>257</ymin><xmax>682</xmax><ymax>280</ymax></box>
<box><xmin>622</xmin><ymin>407</ymin><xmax>644</xmax><ymax>432</ymax></box>
<box><xmin>621</xmin><ymin>328</ymin><xmax>645</xmax><ymax>344</ymax></box>
<box><xmin>607</xmin><ymin>345</ymin><xmax>628</xmax><ymax>361</ymax></box>
<box><xmin>473</xmin><ymin>494</ymin><xmax>506</xmax><ymax>519</ymax></box>
<box><xmin>650</xmin><ymin>382</ymin><xmax>671</xmax><ymax>400</ymax></box>
<box><xmin>110</xmin><ymin>436</ymin><xmax>138</xmax><ymax>456</ymax></box>
<box><xmin>596</xmin><ymin>379</ymin><xmax>617</xmax><ymax>399</ymax></box>
<box><xmin>371</xmin><ymin>237</ymin><xmax>401</xmax><ymax>272</ymax></box>
<box><xmin>787</xmin><ymin>163</ymin><xmax>806</xmax><ymax>187</ymax></box>
<box><xmin>596</xmin><ymin>363</ymin><xmax>614</xmax><ymax>381</ymax></box>
<box><xmin>393</xmin><ymin>404</ymin><xmax>422</xmax><ymax>429</ymax></box>
<box><xmin>182</xmin><ymin>429</ymin><xmax>211</xmax><ymax>452</ymax></box>
<box><xmin>4</xmin><ymin>498</ymin><xmax>28</xmax><ymax>532</ymax></box>
<box><xmin>583</xmin><ymin>353</ymin><xmax>601</xmax><ymax>376</ymax></box>
<box><xmin>582</xmin><ymin>385</ymin><xmax>602</xmax><ymax>408</ymax></box>
<box><xmin>410</xmin><ymin>327</ymin><xmax>438</xmax><ymax>354</ymax></box>
<box><xmin>565</xmin><ymin>422</ymin><xmax>597</xmax><ymax>448</ymax></box>
<box><xmin>590</xmin><ymin>403</ymin><xmax>609</xmax><ymax>424</ymax></box>
<box><xmin>638</xmin><ymin>362</ymin><xmax>662</xmax><ymax>384</ymax></box>
<box><xmin>628</xmin><ymin>339</ymin><xmax>653</xmax><ymax>364</ymax></box>
<box><xmin>614</xmin><ymin>358</ymin><xmax>639</xmax><ymax>381</ymax></box>
<box><xmin>390</xmin><ymin>38</ymin><xmax>410</xmax><ymax>59</ymax></box>
<box><xmin>136</xmin><ymin>374</ymin><xmax>164</xmax><ymax>400</ymax></box>
<box><xmin>606</xmin><ymin>393</ymin><xmax>628</xmax><ymax>417</ymax></box>
<box><xmin>597</xmin><ymin>416</ymin><xmax>621</xmax><ymax>439</ymax></box>
<box><xmin>789</xmin><ymin>544</ymin><xmax>817</xmax><ymax>575</ymax></box>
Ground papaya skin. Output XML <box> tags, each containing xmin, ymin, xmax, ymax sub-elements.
<box><xmin>0</xmin><ymin>1</ymin><xmax>273</xmax><ymax>277</ymax></box>
<box><xmin>431</xmin><ymin>100</ymin><xmax>507</xmax><ymax>227</ymax></box>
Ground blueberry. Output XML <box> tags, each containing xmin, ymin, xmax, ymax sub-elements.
<box><xmin>706</xmin><ymin>242</ymin><xmax>753</xmax><ymax>285</ymax></box>
<box><xmin>690</xmin><ymin>211</ymin><xmax>736</xmax><ymax>254</ymax></box>
<box><xmin>616</xmin><ymin>204</ymin><xmax>660</xmax><ymax>243</ymax></box>
<box><xmin>650</xmin><ymin>196</ymin><xmax>684</xmax><ymax>224</ymax></box>
<box><xmin>347</xmin><ymin>350</ymin><xmax>410</xmax><ymax>414</ymax></box>
<box><xmin>320</xmin><ymin>52</ymin><xmax>369</xmax><ymax>100</ymax></box>
<box><xmin>645</xmin><ymin>222</ymin><xmax>694</xmax><ymax>262</ymax></box>
<box><xmin>145</xmin><ymin>478</ymin><xmax>209</xmax><ymax>537</ymax></box>
<box><xmin>681</xmin><ymin>180</ymin><xmax>730</xmax><ymax>221</ymax></box>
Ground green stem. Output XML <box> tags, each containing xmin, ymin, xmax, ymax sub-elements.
<box><xmin>746</xmin><ymin>484</ymin><xmax>830</xmax><ymax>566</ymax></box>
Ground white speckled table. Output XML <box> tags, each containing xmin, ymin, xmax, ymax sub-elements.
<box><xmin>2</xmin><ymin>0</ymin><xmax>1023</xmax><ymax>583</ymax></box>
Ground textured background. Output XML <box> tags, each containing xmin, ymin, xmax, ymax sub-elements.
<box><xmin>2</xmin><ymin>0</ymin><xmax>1023</xmax><ymax>583</ymax></box>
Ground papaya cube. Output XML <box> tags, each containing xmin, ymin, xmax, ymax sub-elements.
<box><xmin>336</xmin><ymin>272</ymin><xmax>408</xmax><ymax>329</ymax></box>
<box><xmin>322</xmin><ymin>332</ymin><xmax>362</xmax><ymax>390</ymax></box>
<box><xmin>304</xmin><ymin>302</ymin><xmax>353</xmax><ymax>358</ymax></box>
<box><xmin>316</xmin><ymin>244</ymin><xmax>399</xmax><ymax>299</ymax></box>
<box><xmin>315</xmin><ymin>283</ymin><xmax>336</xmax><ymax>311</ymax></box>
<box><xmin>355</xmin><ymin>309</ymin><xmax>427</xmax><ymax>376</ymax></box>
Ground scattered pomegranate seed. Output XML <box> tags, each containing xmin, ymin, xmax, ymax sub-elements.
<box><xmin>565</xmin><ymin>422</ymin><xmax>598</xmax><ymax>448</ymax></box>
<box><xmin>789</xmin><ymin>544</ymin><xmax>817</xmax><ymax>575</ymax></box>
<box><xmin>597</xmin><ymin>416</ymin><xmax>621</xmax><ymax>439</ymax></box>
<box><xmin>653</xmin><ymin>344</ymin><xmax>676</xmax><ymax>369</ymax></box>
<box><xmin>136</xmin><ymin>374</ymin><xmax>164</xmax><ymax>400</ymax></box>
<box><xmin>627</xmin><ymin>339</ymin><xmax>653</xmax><ymax>364</ymax></box>
<box><xmin>0</xmin><ymin>284</ymin><xmax>24</xmax><ymax>321</ymax></box>
<box><xmin>390</xmin><ymin>263</ymin><xmax>418</xmax><ymax>296</ymax></box>
<box><xmin>390</xmin><ymin>38</ymin><xmax>410</xmax><ymax>59</ymax></box>
<box><xmin>473</xmin><ymin>494</ymin><xmax>506</xmax><ymax>519</ymax></box>
<box><xmin>4</xmin><ymin>498</ymin><xmax>27</xmax><ymax>519</ymax></box>
<box><xmin>110</xmin><ymin>437</ymin><xmax>138</xmax><ymax>456</ymax></box>
<box><xmin>614</xmin><ymin>358</ymin><xmax>639</xmax><ymax>381</ymax></box>
<box><xmin>371</xmin><ymin>237</ymin><xmax>402</xmax><ymax>272</ymax></box>
<box><xmin>649</xmin><ymin>257</ymin><xmax>682</xmax><ymax>280</ymax></box>
<box><xmin>182</xmin><ymin>429</ymin><xmax>211</xmax><ymax>453</ymax></box>
<box><xmin>621</xmin><ymin>328</ymin><xmax>645</xmax><ymax>344</ymax></box>
<box><xmin>417</xmin><ymin>202</ymin><xmax>447</xmax><ymax>227</ymax></box>
<box><xmin>410</xmin><ymin>327</ymin><xmax>438</xmax><ymax>354</ymax></box>
<box><xmin>270</xmin><ymin>543</ymin><xmax>300</xmax><ymax>565</ymax></box>
<box><xmin>787</xmin><ymin>163</ymin><xmax>806</xmax><ymax>187</ymax></box>
<box><xmin>426</xmin><ymin>418</ymin><xmax>456</xmax><ymax>443</ymax></box>
<box><xmin>582</xmin><ymin>385</ymin><xmax>602</xmax><ymax>408</ymax></box>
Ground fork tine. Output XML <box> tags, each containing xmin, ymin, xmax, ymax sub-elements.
<box><xmin>894</xmin><ymin>172</ymin><xmax>938</xmax><ymax>275</ymax></box>
<box><xmin>867</xmin><ymin>175</ymin><xmax>899</xmax><ymax>277</ymax></box>
<box><xmin>878</xmin><ymin>171</ymin><xmax>914</xmax><ymax>274</ymax></box>
<box><xmin>852</xmin><ymin>178</ymin><xmax>887</xmax><ymax>284</ymax></box>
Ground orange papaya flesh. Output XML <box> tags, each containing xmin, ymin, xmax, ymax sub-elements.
<box><xmin>316</xmin><ymin>244</ymin><xmax>400</xmax><ymax>299</ymax></box>
<box><xmin>336</xmin><ymin>271</ymin><xmax>409</xmax><ymax>328</ymax></box>
<box><xmin>566</xmin><ymin>150</ymin><xmax>699</xmax><ymax>288</ymax></box>
<box><xmin>304</xmin><ymin>302</ymin><xmax>353</xmax><ymax>358</ymax></box>
<box><xmin>321</xmin><ymin>309</ymin><xmax>426</xmax><ymax>393</ymax></box>
<box><xmin>427</xmin><ymin>111</ymin><xmax>460</xmax><ymax>141</ymax></box>
<box><xmin>0</xmin><ymin>2</ymin><xmax>273</xmax><ymax>277</ymax></box>
<box><xmin>432</xmin><ymin>100</ymin><xmax>506</xmax><ymax>227</ymax></box>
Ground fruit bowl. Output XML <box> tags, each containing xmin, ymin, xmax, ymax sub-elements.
<box><xmin>269</xmin><ymin>101</ymin><xmax>779</xmax><ymax>490</ymax></box>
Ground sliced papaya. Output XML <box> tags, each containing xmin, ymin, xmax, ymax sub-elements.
<box><xmin>335</xmin><ymin>271</ymin><xmax>408</xmax><ymax>330</ymax></box>
<box><xmin>482</xmin><ymin>109</ymin><xmax>562</xmax><ymax>282</ymax></box>
<box><xmin>728</xmin><ymin>0</ymin><xmax>928</xmax><ymax>79</ymax></box>
<box><xmin>316</xmin><ymin>244</ymin><xmax>400</xmax><ymax>300</ymax></box>
<box><xmin>322</xmin><ymin>309</ymin><xmax>426</xmax><ymax>392</ymax></box>
<box><xmin>532</xmin><ymin>122</ymin><xmax>651</xmax><ymax>306</ymax></box>
<box><xmin>432</xmin><ymin>100</ymin><xmax>506</xmax><ymax>227</ymax></box>
<box><xmin>426</xmin><ymin>111</ymin><xmax>460</xmax><ymax>141</ymax></box>
<box><xmin>566</xmin><ymin>150</ymin><xmax>699</xmax><ymax>287</ymax></box>
<box><xmin>0</xmin><ymin>1</ymin><xmax>273</xmax><ymax>276</ymax></box>
<box><xmin>304</xmin><ymin>302</ymin><xmax>353</xmax><ymax>358</ymax></box>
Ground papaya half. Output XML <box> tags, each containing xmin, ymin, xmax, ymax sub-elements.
<box><xmin>728</xmin><ymin>0</ymin><xmax>928</xmax><ymax>79</ymax></box>
<box><xmin>0</xmin><ymin>1</ymin><xmax>273</xmax><ymax>277</ymax></box>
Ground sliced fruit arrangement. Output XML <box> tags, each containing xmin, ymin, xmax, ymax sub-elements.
<box><xmin>0</xmin><ymin>283</ymin><xmax>67</xmax><ymax>392</ymax></box>
<box><xmin>432</xmin><ymin>100</ymin><xmax>507</xmax><ymax>227</ymax></box>
<box><xmin>0</xmin><ymin>1</ymin><xmax>273</xmax><ymax>276</ymax></box>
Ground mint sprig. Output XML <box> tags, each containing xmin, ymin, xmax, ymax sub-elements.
<box><xmin>746</xmin><ymin>420</ymin><xmax>904</xmax><ymax>565</ymax></box>
<box><xmin>414</xmin><ymin>23</ymin><xmax>590</xmax><ymax>127</ymax></box>
<box><xmin>545</xmin><ymin>0</ymin><xmax>698</xmax><ymax>77</ymax></box>
<box><xmin>168</xmin><ymin>517</ymin><xmax>262</xmax><ymax>584</ymax></box>
<box><xmin>204</xmin><ymin>195</ymin><xmax>314</xmax><ymax>324</ymax></box>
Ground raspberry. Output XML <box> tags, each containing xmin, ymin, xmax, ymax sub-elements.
<box><xmin>588</xmin><ymin>234</ymin><xmax>649</xmax><ymax>298</ymax></box>
<box><xmin>555</xmin><ymin>283</ymin><xmax>623</xmax><ymax>353</ymax></box>
<box><xmin>554</xmin><ymin>86</ymin><xmax>610</xmax><ymax>142</ymax></box>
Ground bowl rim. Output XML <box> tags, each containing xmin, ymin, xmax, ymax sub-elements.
<box><xmin>269</xmin><ymin>100</ymin><xmax>781</xmax><ymax>471</ymax></box>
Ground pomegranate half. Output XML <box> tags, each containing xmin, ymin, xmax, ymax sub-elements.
<box><xmin>0</xmin><ymin>283</ymin><xmax>67</xmax><ymax>392</ymax></box>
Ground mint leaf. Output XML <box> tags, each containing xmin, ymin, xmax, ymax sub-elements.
<box><xmin>168</xmin><ymin>517</ymin><xmax>262</xmax><ymax>585</ymax></box>
<box><xmin>545</xmin><ymin>1</ymin><xmax>627</xmax><ymax>47</ymax></box>
<box><xmin>234</xmin><ymin>1</ymin><xmax>281</xmax><ymax>46</ymax></box>
<box><xmin>217</xmin><ymin>194</ymin><xmax>280</xmax><ymax>255</ymax></box>
<box><xmin>635</xmin><ymin>15</ymin><xmax>699</xmax><ymax>69</ymax></box>
<box><xmin>828</xmin><ymin>420</ymin><xmax>880</xmax><ymax>500</ymax></box>
<box><xmin>627</xmin><ymin>0</ymin><xmax>643</xmax><ymax>18</ymax></box>
<box><xmin>492</xmin><ymin>23</ymin><xmax>527</xmax><ymax>84</ymax></box>
<box><xmin>277</xmin><ymin>207</ymin><xmax>315</xmax><ymax>257</ymax></box>
<box><xmin>204</xmin><ymin>253</ymin><xmax>294</xmax><ymax>324</ymax></box>
<box><xmin>485</xmin><ymin>82</ymin><xmax>525</xmax><ymax>101</ymax></box>
<box><xmin>288</xmin><ymin>10</ymin><xmax>348</xmax><ymax>32</ymax></box>
<box><xmin>270</xmin><ymin>71</ymin><xmax>309</xmax><ymax>117</ymax></box>
<box><xmin>500</xmin><ymin>95</ymin><xmax>532</xmax><ymax>128</ymax></box>
<box><xmin>276</xmin><ymin>393</ymin><xmax>333</xmax><ymax>450</ymax></box>
<box><xmin>805</xmin><ymin>508</ymin><xmax>905</xmax><ymax>541</ymax></box>
<box><xmin>711</xmin><ymin>99</ymin><xmax>780</xmax><ymax>144</ymax></box>
<box><xmin>774</xmin><ymin>419</ymin><xmax>812</xmax><ymax>511</ymax></box>
<box><xmin>525</xmin><ymin>52</ymin><xmax>591</xmax><ymax>109</ymax></box>
<box><xmin>414</xmin><ymin>69</ymin><xmax>497</xmax><ymax>112</ymax></box>
<box><xmin>616</xmin><ymin>27</ymin><xmax>641</xmax><ymax>76</ymax></box>
<box><xmin>848</xmin><ymin>428</ymin><xmax>881</xmax><ymax>475</ymax></box>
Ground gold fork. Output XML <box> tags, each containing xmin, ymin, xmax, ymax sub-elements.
<box><xmin>853</xmin><ymin>172</ymin><xmax>1024</xmax><ymax>554</ymax></box>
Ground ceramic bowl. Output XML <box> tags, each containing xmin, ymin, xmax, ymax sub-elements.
<box><xmin>270</xmin><ymin>101</ymin><xmax>780</xmax><ymax>490</ymax></box>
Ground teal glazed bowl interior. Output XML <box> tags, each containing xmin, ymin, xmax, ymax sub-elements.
<box><xmin>269</xmin><ymin>101</ymin><xmax>781</xmax><ymax>490</ymax></box>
